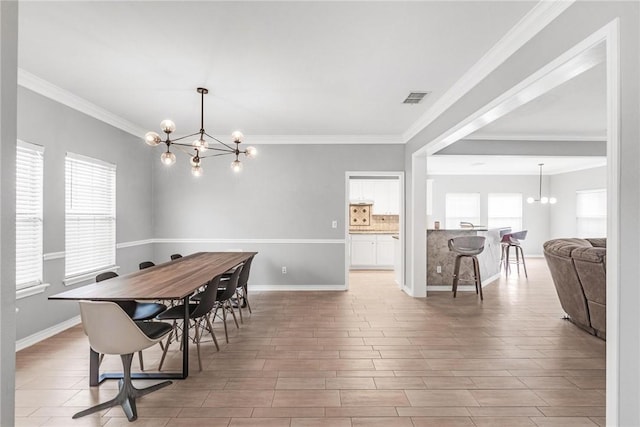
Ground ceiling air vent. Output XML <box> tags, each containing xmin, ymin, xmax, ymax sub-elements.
<box><xmin>403</xmin><ymin>91</ymin><xmax>430</xmax><ymax>104</ymax></box>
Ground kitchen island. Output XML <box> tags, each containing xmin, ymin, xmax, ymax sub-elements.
<box><xmin>426</xmin><ymin>228</ymin><xmax>502</xmax><ymax>290</ymax></box>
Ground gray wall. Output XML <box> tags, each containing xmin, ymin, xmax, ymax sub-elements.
<box><xmin>15</xmin><ymin>87</ymin><xmax>155</xmax><ymax>340</ymax></box>
<box><xmin>426</xmin><ymin>174</ymin><xmax>550</xmax><ymax>255</ymax></box>
<box><xmin>152</xmin><ymin>144</ymin><xmax>404</xmax><ymax>287</ymax></box>
<box><xmin>549</xmin><ymin>166</ymin><xmax>606</xmax><ymax>238</ymax></box>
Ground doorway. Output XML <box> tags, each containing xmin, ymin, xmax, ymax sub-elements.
<box><xmin>344</xmin><ymin>172</ymin><xmax>405</xmax><ymax>291</ymax></box>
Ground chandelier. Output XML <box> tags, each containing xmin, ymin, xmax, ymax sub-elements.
<box><xmin>527</xmin><ymin>163</ymin><xmax>556</xmax><ymax>204</ymax></box>
<box><xmin>144</xmin><ymin>87</ymin><xmax>256</xmax><ymax>176</ymax></box>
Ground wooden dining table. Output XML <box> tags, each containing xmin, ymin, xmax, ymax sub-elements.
<box><xmin>49</xmin><ymin>251</ymin><xmax>257</xmax><ymax>386</ymax></box>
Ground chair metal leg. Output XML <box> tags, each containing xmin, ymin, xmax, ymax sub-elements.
<box><xmin>515</xmin><ymin>244</ymin><xmax>521</xmax><ymax>274</ymax></box>
<box><xmin>138</xmin><ymin>351</ymin><xmax>144</xmax><ymax>371</ymax></box>
<box><xmin>505</xmin><ymin>245</ymin><xmax>511</xmax><ymax>275</ymax></box>
<box><xmin>73</xmin><ymin>353</ymin><xmax>172</xmax><ymax>422</ymax></box>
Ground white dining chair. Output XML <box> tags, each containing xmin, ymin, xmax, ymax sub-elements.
<box><xmin>73</xmin><ymin>301</ymin><xmax>173</xmax><ymax>422</ymax></box>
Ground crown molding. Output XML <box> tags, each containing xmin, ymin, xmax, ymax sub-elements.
<box><xmin>402</xmin><ymin>0</ymin><xmax>575</xmax><ymax>144</ymax></box>
<box><xmin>246</xmin><ymin>134</ymin><xmax>404</xmax><ymax>145</ymax></box>
<box><xmin>464</xmin><ymin>133</ymin><xmax>607</xmax><ymax>142</ymax></box>
<box><xmin>18</xmin><ymin>69</ymin><xmax>146</xmax><ymax>137</ymax></box>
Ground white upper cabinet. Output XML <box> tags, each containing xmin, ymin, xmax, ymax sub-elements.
<box><xmin>349</xmin><ymin>179</ymin><xmax>400</xmax><ymax>215</ymax></box>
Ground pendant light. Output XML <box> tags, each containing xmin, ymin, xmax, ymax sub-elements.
<box><xmin>527</xmin><ymin>163</ymin><xmax>556</xmax><ymax>204</ymax></box>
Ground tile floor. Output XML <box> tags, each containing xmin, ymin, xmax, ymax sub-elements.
<box><xmin>15</xmin><ymin>259</ymin><xmax>605</xmax><ymax>426</ymax></box>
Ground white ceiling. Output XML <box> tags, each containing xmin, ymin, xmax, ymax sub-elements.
<box><xmin>468</xmin><ymin>61</ymin><xmax>606</xmax><ymax>140</ymax></box>
<box><xmin>18</xmin><ymin>1</ymin><xmax>536</xmax><ymax>139</ymax></box>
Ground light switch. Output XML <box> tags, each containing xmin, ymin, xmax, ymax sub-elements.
<box><xmin>332</xmin><ymin>220</ymin><xmax>338</xmax><ymax>228</ymax></box>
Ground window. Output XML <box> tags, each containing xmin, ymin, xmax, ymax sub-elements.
<box><xmin>16</xmin><ymin>141</ymin><xmax>44</xmax><ymax>291</ymax></box>
<box><xmin>65</xmin><ymin>153</ymin><xmax>116</xmax><ymax>280</ymax></box>
<box><xmin>445</xmin><ymin>193</ymin><xmax>480</xmax><ymax>229</ymax></box>
<box><xmin>488</xmin><ymin>193</ymin><xmax>523</xmax><ymax>231</ymax></box>
<box><xmin>576</xmin><ymin>189</ymin><xmax>606</xmax><ymax>237</ymax></box>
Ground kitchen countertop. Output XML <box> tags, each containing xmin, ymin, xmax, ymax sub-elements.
<box><xmin>350</xmin><ymin>230</ymin><xmax>399</xmax><ymax>235</ymax></box>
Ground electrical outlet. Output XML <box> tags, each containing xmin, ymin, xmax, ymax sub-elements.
<box><xmin>331</xmin><ymin>220</ymin><xmax>338</xmax><ymax>229</ymax></box>
<box><xmin>282</xmin><ymin>266</ymin><xmax>287</xmax><ymax>274</ymax></box>
<box><xmin>436</xmin><ymin>265</ymin><xmax>442</xmax><ymax>274</ymax></box>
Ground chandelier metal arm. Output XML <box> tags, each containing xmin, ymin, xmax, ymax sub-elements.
<box><xmin>203</xmin><ymin>131</ymin><xmax>236</xmax><ymax>151</ymax></box>
<box><xmin>199</xmin><ymin>152</ymin><xmax>238</xmax><ymax>159</ymax></box>
<box><xmin>169</xmin><ymin>132</ymin><xmax>201</xmax><ymax>144</ymax></box>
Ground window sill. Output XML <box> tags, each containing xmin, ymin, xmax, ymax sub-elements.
<box><xmin>17</xmin><ymin>283</ymin><xmax>51</xmax><ymax>300</ymax></box>
<box><xmin>63</xmin><ymin>265</ymin><xmax>120</xmax><ymax>287</ymax></box>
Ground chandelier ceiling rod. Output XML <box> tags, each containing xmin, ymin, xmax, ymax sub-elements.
<box><xmin>527</xmin><ymin>163</ymin><xmax>556</xmax><ymax>205</ymax></box>
<box><xmin>144</xmin><ymin>87</ymin><xmax>256</xmax><ymax>176</ymax></box>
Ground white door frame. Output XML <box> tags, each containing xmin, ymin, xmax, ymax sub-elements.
<box><xmin>345</xmin><ymin>171</ymin><xmax>405</xmax><ymax>292</ymax></box>
<box><xmin>408</xmin><ymin>21</ymin><xmax>619</xmax><ymax>423</ymax></box>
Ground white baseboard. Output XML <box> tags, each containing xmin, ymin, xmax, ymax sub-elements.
<box><xmin>251</xmin><ymin>284</ymin><xmax>347</xmax><ymax>291</ymax></box>
<box><xmin>16</xmin><ymin>315</ymin><xmax>81</xmax><ymax>352</ymax></box>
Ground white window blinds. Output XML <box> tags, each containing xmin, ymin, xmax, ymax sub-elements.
<box><xmin>445</xmin><ymin>193</ymin><xmax>481</xmax><ymax>229</ymax></box>
<box><xmin>65</xmin><ymin>153</ymin><xmax>116</xmax><ymax>279</ymax></box>
<box><xmin>576</xmin><ymin>189</ymin><xmax>606</xmax><ymax>238</ymax></box>
<box><xmin>16</xmin><ymin>141</ymin><xmax>44</xmax><ymax>290</ymax></box>
<box><xmin>488</xmin><ymin>193</ymin><xmax>523</xmax><ymax>231</ymax></box>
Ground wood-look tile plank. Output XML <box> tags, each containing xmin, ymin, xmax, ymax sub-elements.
<box><xmin>16</xmin><ymin>261</ymin><xmax>606</xmax><ymax>426</ymax></box>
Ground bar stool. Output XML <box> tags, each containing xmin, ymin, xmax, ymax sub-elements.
<box><xmin>448</xmin><ymin>236</ymin><xmax>486</xmax><ymax>300</ymax></box>
<box><xmin>501</xmin><ymin>230</ymin><xmax>528</xmax><ymax>277</ymax></box>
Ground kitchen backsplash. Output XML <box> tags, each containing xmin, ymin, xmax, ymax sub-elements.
<box><xmin>350</xmin><ymin>210</ymin><xmax>399</xmax><ymax>233</ymax></box>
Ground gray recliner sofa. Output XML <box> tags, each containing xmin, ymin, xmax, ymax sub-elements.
<box><xmin>543</xmin><ymin>238</ymin><xmax>606</xmax><ymax>339</ymax></box>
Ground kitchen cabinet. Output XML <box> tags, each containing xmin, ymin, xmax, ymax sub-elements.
<box><xmin>373</xmin><ymin>180</ymin><xmax>400</xmax><ymax>215</ymax></box>
<box><xmin>350</xmin><ymin>234</ymin><xmax>394</xmax><ymax>269</ymax></box>
<box><xmin>350</xmin><ymin>235</ymin><xmax>376</xmax><ymax>266</ymax></box>
<box><xmin>349</xmin><ymin>179</ymin><xmax>400</xmax><ymax>215</ymax></box>
<box><xmin>376</xmin><ymin>234</ymin><xmax>395</xmax><ymax>265</ymax></box>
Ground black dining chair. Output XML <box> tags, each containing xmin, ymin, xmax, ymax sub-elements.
<box><xmin>224</xmin><ymin>254</ymin><xmax>255</xmax><ymax>322</ymax></box>
<box><xmin>170</xmin><ymin>254</ymin><xmax>182</xmax><ymax>261</ymax></box>
<box><xmin>157</xmin><ymin>275</ymin><xmax>222</xmax><ymax>371</ymax></box>
<box><xmin>212</xmin><ymin>265</ymin><xmax>242</xmax><ymax>343</ymax></box>
<box><xmin>95</xmin><ymin>272</ymin><xmax>167</xmax><ymax>370</ymax></box>
<box><xmin>139</xmin><ymin>261</ymin><xmax>155</xmax><ymax>270</ymax></box>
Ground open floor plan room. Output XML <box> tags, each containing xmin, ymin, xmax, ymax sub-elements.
<box><xmin>16</xmin><ymin>259</ymin><xmax>605</xmax><ymax>427</ymax></box>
